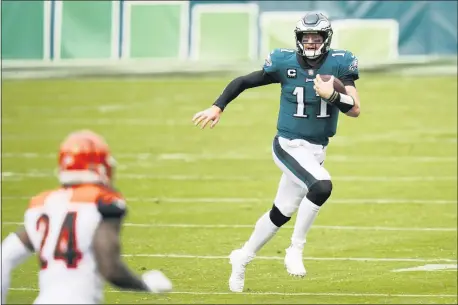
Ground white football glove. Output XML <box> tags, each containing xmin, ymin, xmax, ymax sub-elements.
<box><xmin>142</xmin><ymin>270</ymin><xmax>173</xmax><ymax>293</ymax></box>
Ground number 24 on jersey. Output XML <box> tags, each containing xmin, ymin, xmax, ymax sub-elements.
<box><xmin>36</xmin><ymin>212</ymin><xmax>83</xmax><ymax>269</ymax></box>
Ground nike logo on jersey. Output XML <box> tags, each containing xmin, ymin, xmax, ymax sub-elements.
<box><xmin>305</xmin><ymin>78</ymin><xmax>314</xmax><ymax>82</ymax></box>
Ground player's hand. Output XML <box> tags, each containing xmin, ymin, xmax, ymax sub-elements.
<box><xmin>314</xmin><ymin>74</ymin><xmax>335</xmax><ymax>100</ymax></box>
<box><xmin>192</xmin><ymin>105</ymin><xmax>223</xmax><ymax>129</ymax></box>
<box><xmin>142</xmin><ymin>270</ymin><xmax>173</xmax><ymax>293</ymax></box>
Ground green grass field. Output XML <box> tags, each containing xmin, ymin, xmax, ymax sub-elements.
<box><xmin>2</xmin><ymin>73</ymin><xmax>457</xmax><ymax>304</ymax></box>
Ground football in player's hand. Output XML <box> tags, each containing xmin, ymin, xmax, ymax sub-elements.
<box><xmin>319</xmin><ymin>75</ymin><xmax>346</xmax><ymax>94</ymax></box>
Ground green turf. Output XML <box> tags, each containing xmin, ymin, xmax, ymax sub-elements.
<box><xmin>1</xmin><ymin>74</ymin><xmax>457</xmax><ymax>304</ymax></box>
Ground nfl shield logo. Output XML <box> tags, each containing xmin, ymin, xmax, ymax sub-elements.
<box><xmin>308</xmin><ymin>69</ymin><xmax>314</xmax><ymax>75</ymax></box>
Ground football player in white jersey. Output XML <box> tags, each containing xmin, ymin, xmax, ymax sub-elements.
<box><xmin>1</xmin><ymin>130</ymin><xmax>173</xmax><ymax>304</ymax></box>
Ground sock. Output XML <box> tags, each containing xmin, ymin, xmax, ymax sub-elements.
<box><xmin>242</xmin><ymin>211</ymin><xmax>280</xmax><ymax>254</ymax></box>
<box><xmin>290</xmin><ymin>197</ymin><xmax>320</xmax><ymax>250</ymax></box>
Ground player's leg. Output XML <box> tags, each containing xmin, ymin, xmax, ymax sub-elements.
<box><xmin>285</xmin><ymin>180</ymin><xmax>332</xmax><ymax>276</ymax></box>
<box><xmin>242</xmin><ymin>173</ymin><xmax>307</xmax><ymax>254</ymax></box>
<box><xmin>290</xmin><ymin>180</ymin><xmax>331</xmax><ymax>251</ymax></box>
<box><xmin>272</xmin><ymin>136</ymin><xmax>332</xmax><ymax>277</ymax></box>
<box><xmin>229</xmin><ymin>163</ymin><xmax>307</xmax><ymax>292</ymax></box>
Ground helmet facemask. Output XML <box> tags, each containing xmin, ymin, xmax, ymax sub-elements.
<box><xmin>294</xmin><ymin>13</ymin><xmax>333</xmax><ymax>59</ymax></box>
<box><xmin>296</xmin><ymin>31</ymin><xmax>329</xmax><ymax>59</ymax></box>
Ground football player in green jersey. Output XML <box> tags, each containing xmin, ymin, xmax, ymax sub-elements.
<box><xmin>193</xmin><ymin>12</ymin><xmax>361</xmax><ymax>292</ymax></box>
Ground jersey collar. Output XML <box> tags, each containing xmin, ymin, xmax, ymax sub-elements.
<box><xmin>296</xmin><ymin>52</ymin><xmax>329</xmax><ymax>70</ymax></box>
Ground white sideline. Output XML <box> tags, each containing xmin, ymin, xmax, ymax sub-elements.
<box><xmin>2</xmin><ymin>196</ymin><xmax>456</xmax><ymax>205</ymax></box>
<box><xmin>10</xmin><ymin>287</ymin><xmax>456</xmax><ymax>298</ymax></box>
<box><xmin>7</xmin><ymin>287</ymin><xmax>458</xmax><ymax>298</ymax></box>
<box><xmin>2</xmin><ymin>171</ymin><xmax>457</xmax><ymax>182</ymax></box>
<box><xmin>2</xmin><ymin>222</ymin><xmax>456</xmax><ymax>232</ymax></box>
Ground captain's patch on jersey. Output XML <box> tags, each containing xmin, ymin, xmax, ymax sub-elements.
<box><xmin>287</xmin><ymin>69</ymin><xmax>297</xmax><ymax>78</ymax></box>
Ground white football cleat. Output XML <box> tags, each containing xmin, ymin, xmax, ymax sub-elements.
<box><xmin>142</xmin><ymin>270</ymin><xmax>173</xmax><ymax>293</ymax></box>
<box><xmin>229</xmin><ymin>249</ymin><xmax>255</xmax><ymax>292</ymax></box>
<box><xmin>284</xmin><ymin>246</ymin><xmax>306</xmax><ymax>277</ymax></box>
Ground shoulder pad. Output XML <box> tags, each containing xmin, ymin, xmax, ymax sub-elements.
<box><xmin>97</xmin><ymin>189</ymin><xmax>127</xmax><ymax>219</ymax></box>
<box><xmin>330</xmin><ymin>49</ymin><xmax>359</xmax><ymax>80</ymax></box>
<box><xmin>28</xmin><ymin>189</ymin><xmax>58</xmax><ymax>210</ymax></box>
<box><xmin>329</xmin><ymin>49</ymin><xmax>357</xmax><ymax>64</ymax></box>
<box><xmin>344</xmin><ymin>51</ymin><xmax>359</xmax><ymax>72</ymax></box>
<box><xmin>263</xmin><ymin>48</ymin><xmax>295</xmax><ymax>73</ymax></box>
<box><xmin>271</xmin><ymin>48</ymin><xmax>295</xmax><ymax>60</ymax></box>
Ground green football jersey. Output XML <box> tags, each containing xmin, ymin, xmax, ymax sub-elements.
<box><xmin>263</xmin><ymin>48</ymin><xmax>359</xmax><ymax>146</ymax></box>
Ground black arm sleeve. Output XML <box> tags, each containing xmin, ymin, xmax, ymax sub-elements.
<box><xmin>340</xmin><ymin>75</ymin><xmax>357</xmax><ymax>88</ymax></box>
<box><xmin>213</xmin><ymin>70</ymin><xmax>279</xmax><ymax>111</ymax></box>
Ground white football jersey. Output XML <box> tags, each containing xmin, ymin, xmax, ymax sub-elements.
<box><xmin>23</xmin><ymin>184</ymin><xmax>126</xmax><ymax>304</ymax></box>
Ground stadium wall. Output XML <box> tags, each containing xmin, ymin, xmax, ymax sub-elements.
<box><xmin>1</xmin><ymin>0</ymin><xmax>457</xmax><ymax>78</ymax></box>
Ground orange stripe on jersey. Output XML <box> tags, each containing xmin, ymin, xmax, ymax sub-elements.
<box><xmin>98</xmin><ymin>190</ymin><xmax>124</xmax><ymax>206</ymax></box>
<box><xmin>28</xmin><ymin>189</ymin><xmax>58</xmax><ymax>209</ymax></box>
<box><xmin>69</xmin><ymin>184</ymin><xmax>127</xmax><ymax>219</ymax></box>
<box><xmin>69</xmin><ymin>184</ymin><xmax>124</xmax><ymax>205</ymax></box>
<box><xmin>27</xmin><ymin>184</ymin><xmax>125</xmax><ymax>210</ymax></box>
<box><xmin>68</xmin><ymin>184</ymin><xmax>101</xmax><ymax>204</ymax></box>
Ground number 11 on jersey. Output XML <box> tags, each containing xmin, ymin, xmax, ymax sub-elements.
<box><xmin>293</xmin><ymin>86</ymin><xmax>330</xmax><ymax>118</ymax></box>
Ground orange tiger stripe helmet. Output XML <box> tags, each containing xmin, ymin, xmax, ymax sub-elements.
<box><xmin>58</xmin><ymin>130</ymin><xmax>116</xmax><ymax>186</ymax></box>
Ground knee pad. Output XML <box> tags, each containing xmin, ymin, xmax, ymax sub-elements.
<box><xmin>306</xmin><ymin>180</ymin><xmax>333</xmax><ymax>206</ymax></box>
<box><xmin>269</xmin><ymin>204</ymin><xmax>291</xmax><ymax>227</ymax></box>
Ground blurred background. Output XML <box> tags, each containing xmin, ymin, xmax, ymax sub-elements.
<box><xmin>1</xmin><ymin>1</ymin><xmax>457</xmax><ymax>304</ymax></box>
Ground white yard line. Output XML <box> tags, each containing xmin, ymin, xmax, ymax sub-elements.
<box><xmin>2</xmin><ymin>196</ymin><xmax>456</xmax><ymax>205</ymax></box>
<box><xmin>2</xmin><ymin>222</ymin><xmax>456</xmax><ymax>232</ymax></box>
<box><xmin>157</xmin><ymin>153</ymin><xmax>457</xmax><ymax>163</ymax></box>
<box><xmin>2</xmin><ymin>172</ymin><xmax>456</xmax><ymax>182</ymax></box>
<box><xmin>118</xmin><ymin>253</ymin><xmax>457</xmax><ymax>263</ymax></box>
<box><xmin>2</xmin><ymin>152</ymin><xmax>456</xmax><ymax>163</ymax></box>
<box><xmin>2</xmin><ymin>133</ymin><xmax>455</xmax><ymax>143</ymax></box>
<box><xmin>392</xmin><ymin>264</ymin><xmax>457</xmax><ymax>272</ymax></box>
<box><xmin>7</xmin><ymin>287</ymin><xmax>457</xmax><ymax>298</ymax></box>
<box><xmin>123</xmin><ymin>223</ymin><xmax>457</xmax><ymax>232</ymax></box>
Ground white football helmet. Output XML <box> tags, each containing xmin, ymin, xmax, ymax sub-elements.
<box><xmin>294</xmin><ymin>13</ymin><xmax>333</xmax><ymax>59</ymax></box>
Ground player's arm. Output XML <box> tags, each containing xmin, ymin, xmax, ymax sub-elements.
<box><xmin>192</xmin><ymin>70</ymin><xmax>278</xmax><ymax>129</ymax></box>
<box><xmin>93</xmin><ymin>217</ymin><xmax>149</xmax><ymax>291</ymax></box>
<box><xmin>1</xmin><ymin>226</ymin><xmax>34</xmax><ymax>304</ymax></box>
<box><xmin>213</xmin><ymin>70</ymin><xmax>279</xmax><ymax>112</ymax></box>
<box><xmin>332</xmin><ymin>74</ymin><xmax>360</xmax><ymax>117</ymax></box>
<box><xmin>314</xmin><ymin>75</ymin><xmax>361</xmax><ymax>117</ymax></box>
<box><xmin>94</xmin><ymin>196</ymin><xmax>172</xmax><ymax>293</ymax></box>
<box><xmin>337</xmin><ymin>52</ymin><xmax>361</xmax><ymax>117</ymax></box>
<box><xmin>342</xmin><ymin>84</ymin><xmax>360</xmax><ymax>117</ymax></box>
<box><xmin>314</xmin><ymin>52</ymin><xmax>361</xmax><ymax>117</ymax></box>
